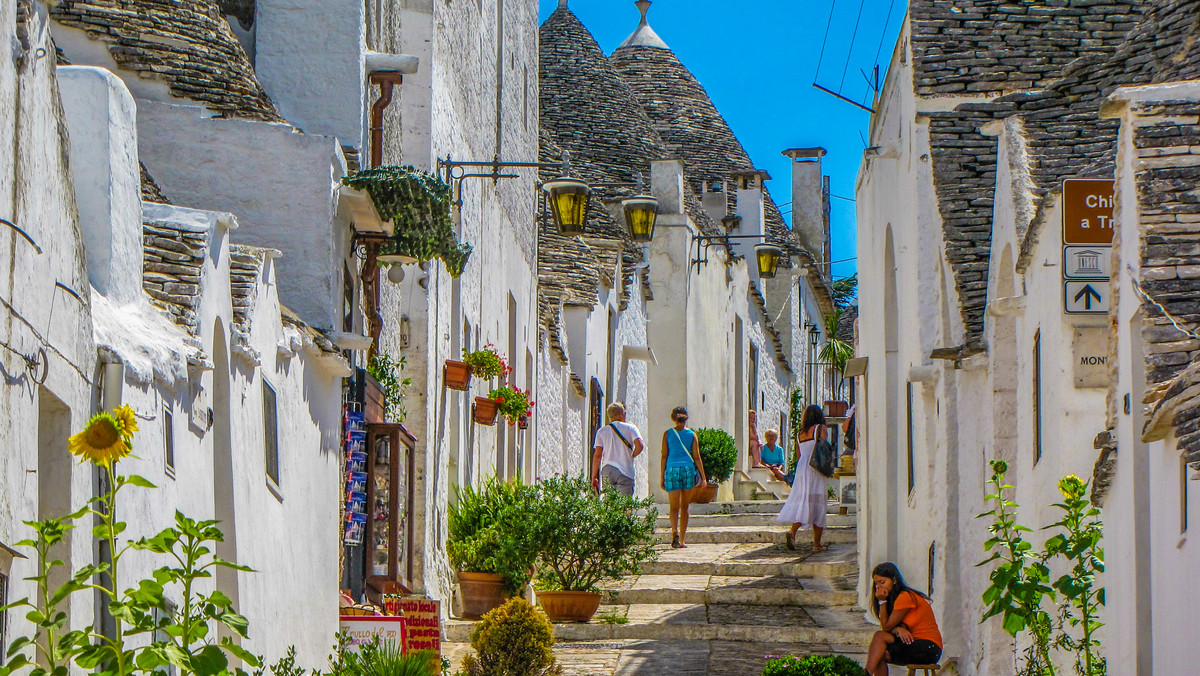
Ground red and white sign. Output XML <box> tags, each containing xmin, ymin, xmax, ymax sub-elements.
<box><xmin>398</xmin><ymin>598</ymin><xmax>442</xmax><ymax>655</ymax></box>
<box><xmin>338</xmin><ymin>615</ymin><xmax>407</xmax><ymax>653</ymax></box>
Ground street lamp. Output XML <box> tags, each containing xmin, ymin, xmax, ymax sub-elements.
<box><xmin>808</xmin><ymin>323</ymin><xmax>820</xmax><ymax>347</ymax></box>
<box><xmin>754</xmin><ymin>244</ymin><xmax>783</xmax><ymax>279</ymax></box>
<box><xmin>543</xmin><ymin>175</ymin><xmax>591</xmax><ymax>235</ymax></box>
<box><xmin>621</xmin><ymin>193</ymin><xmax>659</xmax><ymax>242</ymax></box>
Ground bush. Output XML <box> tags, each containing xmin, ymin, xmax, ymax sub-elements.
<box><xmin>457</xmin><ymin>598</ymin><xmax>562</xmax><ymax>676</ymax></box>
<box><xmin>329</xmin><ymin>637</ymin><xmax>439</xmax><ymax>676</ymax></box>
<box><xmin>447</xmin><ymin>476</ymin><xmax>540</xmax><ymax>595</ymax></box>
<box><xmin>529</xmin><ymin>476</ymin><xmax>658</xmax><ymax>592</ymax></box>
<box><xmin>696</xmin><ymin>427</ymin><xmax>737</xmax><ymax>484</ymax></box>
<box><xmin>762</xmin><ymin>654</ymin><xmax>867</xmax><ymax>676</ymax></box>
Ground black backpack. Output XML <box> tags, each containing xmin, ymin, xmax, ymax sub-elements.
<box><xmin>808</xmin><ymin>436</ymin><xmax>837</xmax><ymax>478</ymax></box>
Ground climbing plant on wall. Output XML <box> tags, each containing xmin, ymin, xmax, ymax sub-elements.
<box><xmin>342</xmin><ymin>165</ymin><xmax>472</xmax><ymax>277</ymax></box>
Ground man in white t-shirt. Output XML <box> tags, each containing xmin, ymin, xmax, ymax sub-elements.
<box><xmin>591</xmin><ymin>402</ymin><xmax>644</xmax><ymax>496</ymax></box>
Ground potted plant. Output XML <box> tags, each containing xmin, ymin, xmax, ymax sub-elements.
<box><xmin>473</xmin><ymin>397</ymin><xmax>499</xmax><ymax>426</ymax></box>
<box><xmin>761</xmin><ymin>654</ymin><xmax>867</xmax><ymax>676</ymax></box>
<box><xmin>693</xmin><ymin>428</ymin><xmax>737</xmax><ymax>504</ymax></box>
<box><xmin>450</xmin><ymin>344</ymin><xmax>510</xmax><ymax>392</ymax></box>
<box><xmin>447</xmin><ymin>477</ymin><xmax>539</xmax><ymax>619</ymax></box>
<box><xmin>489</xmin><ymin>384</ymin><xmax>534</xmax><ymax>426</ymax></box>
<box><xmin>819</xmin><ymin>308</ymin><xmax>854</xmax><ymax>417</ymax></box>
<box><xmin>528</xmin><ymin>476</ymin><xmax>658</xmax><ymax>622</ymax></box>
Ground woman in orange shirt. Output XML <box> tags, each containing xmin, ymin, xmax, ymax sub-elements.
<box><xmin>866</xmin><ymin>562</ymin><xmax>943</xmax><ymax>675</ymax></box>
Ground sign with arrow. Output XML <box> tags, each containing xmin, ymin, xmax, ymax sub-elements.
<box><xmin>1064</xmin><ymin>281</ymin><xmax>1109</xmax><ymax>314</ymax></box>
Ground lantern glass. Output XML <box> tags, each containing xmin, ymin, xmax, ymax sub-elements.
<box><xmin>543</xmin><ymin>177</ymin><xmax>591</xmax><ymax>234</ymax></box>
<box><xmin>621</xmin><ymin>195</ymin><xmax>658</xmax><ymax>242</ymax></box>
<box><xmin>755</xmin><ymin>243</ymin><xmax>783</xmax><ymax>279</ymax></box>
<box><xmin>808</xmin><ymin>324</ymin><xmax>820</xmax><ymax>347</ymax></box>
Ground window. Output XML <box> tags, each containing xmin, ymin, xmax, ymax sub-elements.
<box><xmin>1033</xmin><ymin>330</ymin><xmax>1043</xmax><ymax>465</ymax></box>
<box><xmin>163</xmin><ymin>406</ymin><xmax>175</xmax><ymax>475</ymax></box>
<box><xmin>0</xmin><ymin>572</ymin><xmax>7</xmax><ymax>658</ymax></box>
<box><xmin>928</xmin><ymin>542</ymin><xmax>937</xmax><ymax>596</ymax></box>
<box><xmin>906</xmin><ymin>381</ymin><xmax>915</xmax><ymax>494</ymax></box>
<box><xmin>749</xmin><ymin>344</ymin><xmax>759</xmax><ymax>417</ymax></box>
<box><xmin>263</xmin><ymin>380</ymin><xmax>279</xmax><ymax>485</ymax></box>
<box><xmin>1183</xmin><ymin>454</ymin><xmax>1190</xmax><ymax>535</ymax></box>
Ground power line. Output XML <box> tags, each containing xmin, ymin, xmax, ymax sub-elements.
<box><xmin>814</xmin><ymin>0</ymin><xmax>839</xmax><ymax>79</ymax></box>
<box><xmin>871</xmin><ymin>0</ymin><xmax>898</xmax><ymax>81</ymax></box>
<box><xmin>838</xmin><ymin>0</ymin><xmax>868</xmax><ymax>93</ymax></box>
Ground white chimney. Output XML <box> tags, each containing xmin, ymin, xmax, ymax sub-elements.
<box><xmin>733</xmin><ymin>169</ymin><xmax>768</xmax><ymax>263</ymax></box>
<box><xmin>650</xmin><ymin>159</ymin><xmax>685</xmax><ymax>216</ymax></box>
<box><xmin>783</xmin><ymin>147</ymin><xmax>829</xmax><ymax>270</ymax></box>
<box><xmin>58</xmin><ymin>67</ymin><xmax>143</xmax><ymax>304</ymax></box>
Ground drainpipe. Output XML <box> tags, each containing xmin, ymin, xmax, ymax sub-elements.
<box><xmin>363</xmin><ymin>71</ymin><xmax>405</xmax><ymax>358</ymax></box>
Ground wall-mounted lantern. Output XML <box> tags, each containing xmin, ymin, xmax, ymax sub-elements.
<box><xmin>543</xmin><ymin>176</ymin><xmax>591</xmax><ymax>235</ymax></box>
<box><xmin>754</xmin><ymin>244</ymin><xmax>783</xmax><ymax>279</ymax></box>
<box><xmin>808</xmin><ymin>323</ymin><xmax>821</xmax><ymax>347</ymax></box>
<box><xmin>621</xmin><ymin>194</ymin><xmax>659</xmax><ymax>242</ymax></box>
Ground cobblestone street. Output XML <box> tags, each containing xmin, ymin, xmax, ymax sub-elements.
<box><xmin>443</xmin><ymin>501</ymin><xmax>873</xmax><ymax>675</ymax></box>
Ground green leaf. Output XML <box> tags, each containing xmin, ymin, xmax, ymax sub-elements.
<box><xmin>189</xmin><ymin>645</ymin><xmax>230</xmax><ymax>676</ymax></box>
<box><xmin>124</xmin><ymin>474</ymin><xmax>157</xmax><ymax>489</ymax></box>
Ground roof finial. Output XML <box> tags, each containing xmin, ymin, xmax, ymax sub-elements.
<box><xmin>636</xmin><ymin>0</ymin><xmax>651</xmax><ymax>25</ymax></box>
<box><xmin>558</xmin><ymin>0</ymin><xmax>568</xmax><ymax>8</ymax></box>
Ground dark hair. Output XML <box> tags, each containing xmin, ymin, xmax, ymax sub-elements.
<box><xmin>801</xmin><ymin>404</ymin><xmax>825</xmax><ymax>433</ymax></box>
<box><xmin>670</xmin><ymin>406</ymin><xmax>688</xmax><ymax>422</ymax></box>
<box><xmin>871</xmin><ymin>562</ymin><xmax>929</xmax><ymax>619</ymax></box>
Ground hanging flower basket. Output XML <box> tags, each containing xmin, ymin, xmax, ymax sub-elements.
<box><xmin>489</xmin><ymin>385</ymin><xmax>534</xmax><ymax>425</ymax></box>
<box><xmin>473</xmin><ymin>397</ymin><xmax>499</xmax><ymax>426</ymax></box>
<box><xmin>461</xmin><ymin>344</ymin><xmax>509</xmax><ymax>380</ymax></box>
<box><xmin>444</xmin><ymin>359</ymin><xmax>472</xmax><ymax>391</ymax></box>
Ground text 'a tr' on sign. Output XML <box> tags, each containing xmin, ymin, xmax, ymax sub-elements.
<box><xmin>1062</xmin><ymin>178</ymin><xmax>1115</xmax><ymax>246</ymax></box>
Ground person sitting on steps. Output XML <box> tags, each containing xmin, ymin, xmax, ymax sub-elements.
<box><xmin>759</xmin><ymin>428</ymin><xmax>786</xmax><ymax>473</ymax></box>
<box><xmin>866</xmin><ymin>562</ymin><xmax>943</xmax><ymax>676</ymax></box>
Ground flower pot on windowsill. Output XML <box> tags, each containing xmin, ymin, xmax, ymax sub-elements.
<box><xmin>473</xmin><ymin>397</ymin><xmax>498</xmax><ymax>426</ymax></box>
<box><xmin>444</xmin><ymin>359</ymin><xmax>473</xmax><ymax>391</ymax></box>
<box><xmin>457</xmin><ymin>571</ymin><xmax>507</xmax><ymax>620</ymax></box>
<box><xmin>690</xmin><ymin>481</ymin><xmax>718</xmax><ymax>504</ymax></box>
<box><xmin>536</xmin><ymin>590</ymin><xmax>602</xmax><ymax>623</ymax></box>
<box><xmin>824</xmin><ymin>400</ymin><xmax>849</xmax><ymax>418</ymax></box>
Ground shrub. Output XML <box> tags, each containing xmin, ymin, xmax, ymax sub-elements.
<box><xmin>461</xmin><ymin>344</ymin><xmax>509</xmax><ymax>379</ymax></box>
<box><xmin>368</xmin><ymin>353</ymin><xmax>412</xmax><ymax>422</ymax></box>
<box><xmin>696</xmin><ymin>427</ymin><xmax>737</xmax><ymax>484</ymax></box>
<box><xmin>762</xmin><ymin>654</ymin><xmax>867</xmax><ymax>676</ymax></box>
<box><xmin>529</xmin><ymin>476</ymin><xmax>658</xmax><ymax>592</ymax></box>
<box><xmin>447</xmin><ymin>476</ymin><xmax>540</xmax><ymax>594</ymax></box>
<box><xmin>457</xmin><ymin>598</ymin><xmax>561</xmax><ymax>676</ymax></box>
<box><xmin>329</xmin><ymin>637</ymin><xmax>439</xmax><ymax>676</ymax></box>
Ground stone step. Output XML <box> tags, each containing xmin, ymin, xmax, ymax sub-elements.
<box><xmin>638</xmin><ymin>541</ymin><xmax>857</xmax><ymax>578</ymax></box>
<box><xmin>651</xmin><ymin>500</ymin><xmax>855</xmax><ymax>516</ymax></box>
<box><xmin>444</xmin><ymin>603</ymin><xmax>876</xmax><ymax>645</ymax></box>
<box><xmin>602</xmin><ymin>573</ymin><xmax>859</xmax><ymax>607</ymax></box>
<box><xmin>654</xmin><ymin>511</ymin><xmax>856</xmax><ymax>529</ymax></box>
<box><xmin>442</xmin><ymin>639</ymin><xmax>870</xmax><ymax>676</ymax></box>
<box><xmin>650</xmin><ymin>525</ymin><xmax>856</xmax><ymax>545</ymax></box>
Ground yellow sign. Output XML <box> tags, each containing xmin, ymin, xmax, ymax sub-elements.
<box><xmin>399</xmin><ymin>598</ymin><xmax>441</xmax><ymax>655</ymax></box>
<box><xmin>1062</xmin><ymin>178</ymin><xmax>1115</xmax><ymax>245</ymax></box>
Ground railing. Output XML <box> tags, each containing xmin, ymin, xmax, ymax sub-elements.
<box><xmin>805</xmin><ymin>361</ymin><xmax>851</xmax><ymax>408</ymax></box>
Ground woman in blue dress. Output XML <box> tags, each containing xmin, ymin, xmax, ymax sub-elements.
<box><xmin>759</xmin><ymin>428</ymin><xmax>786</xmax><ymax>472</ymax></box>
<box><xmin>660</xmin><ymin>406</ymin><xmax>707</xmax><ymax>549</ymax></box>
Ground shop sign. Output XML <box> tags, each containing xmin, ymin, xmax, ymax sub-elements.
<box><xmin>399</xmin><ymin>598</ymin><xmax>441</xmax><ymax>655</ymax></box>
<box><xmin>338</xmin><ymin>615</ymin><xmax>406</xmax><ymax>653</ymax></box>
<box><xmin>1062</xmin><ymin>178</ymin><xmax>1115</xmax><ymax>245</ymax></box>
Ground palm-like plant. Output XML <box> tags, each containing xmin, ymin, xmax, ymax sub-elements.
<box><xmin>818</xmin><ymin>308</ymin><xmax>854</xmax><ymax>373</ymax></box>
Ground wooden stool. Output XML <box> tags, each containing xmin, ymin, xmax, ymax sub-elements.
<box><xmin>905</xmin><ymin>666</ymin><xmax>940</xmax><ymax>676</ymax></box>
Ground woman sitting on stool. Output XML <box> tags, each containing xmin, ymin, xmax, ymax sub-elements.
<box><xmin>866</xmin><ymin>562</ymin><xmax>943</xmax><ymax>675</ymax></box>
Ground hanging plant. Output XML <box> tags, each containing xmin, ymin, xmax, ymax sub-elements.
<box><xmin>342</xmin><ymin>165</ymin><xmax>473</xmax><ymax>278</ymax></box>
<box><xmin>488</xmin><ymin>385</ymin><xmax>534</xmax><ymax>424</ymax></box>
<box><xmin>462</xmin><ymin>344</ymin><xmax>509</xmax><ymax>380</ymax></box>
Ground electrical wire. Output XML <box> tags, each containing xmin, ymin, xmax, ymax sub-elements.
<box><xmin>814</xmin><ymin>0</ymin><xmax>839</xmax><ymax>80</ymax></box>
<box><xmin>838</xmin><ymin>0</ymin><xmax>868</xmax><ymax>93</ymax></box>
<box><xmin>1128</xmin><ymin>266</ymin><xmax>1200</xmax><ymax>340</ymax></box>
<box><xmin>870</xmin><ymin>0</ymin><xmax>898</xmax><ymax>82</ymax></box>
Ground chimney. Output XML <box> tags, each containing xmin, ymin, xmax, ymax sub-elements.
<box><xmin>650</xmin><ymin>159</ymin><xmax>685</xmax><ymax>216</ymax></box>
<box><xmin>58</xmin><ymin>67</ymin><xmax>144</xmax><ymax>304</ymax></box>
<box><xmin>701</xmin><ymin>181</ymin><xmax>726</xmax><ymax>225</ymax></box>
<box><xmin>783</xmin><ymin>147</ymin><xmax>828</xmax><ymax>271</ymax></box>
<box><xmin>732</xmin><ymin>169</ymin><xmax>768</xmax><ymax>264</ymax></box>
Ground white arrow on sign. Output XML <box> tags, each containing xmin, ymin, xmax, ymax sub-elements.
<box><xmin>1064</xmin><ymin>281</ymin><xmax>1109</xmax><ymax>314</ymax></box>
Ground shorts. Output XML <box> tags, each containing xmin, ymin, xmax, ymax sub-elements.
<box><xmin>887</xmin><ymin>638</ymin><xmax>942</xmax><ymax>666</ymax></box>
<box><xmin>663</xmin><ymin>466</ymin><xmax>699</xmax><ymax>492</ymax></box>
<box><xmin>600</xmin><ymin>465</ymin><xmax>634</xmax><ymax>496</ymax></box>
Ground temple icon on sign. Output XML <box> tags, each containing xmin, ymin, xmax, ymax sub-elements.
<box><xmin>1075</xmin><ymin>249</ymin><xmax>1102</xmax><ymax>274</ymax></box>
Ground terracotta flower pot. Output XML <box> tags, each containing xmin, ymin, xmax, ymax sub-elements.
<box><xmin>444</xmin><ymin>359</ymin><xmax>473</xmax><ymax>391</ymax></box>
<box><xmin>690</xmin><ymin>481</ymin><xmax>718</xmax><ymax>504</ymax></box>
<box><xmin>536</xmin><ymin>590</ymin><xmax>602</xmax><ymax>623</ymax></box>
<box><xmin>457</xmin><ymin>571</ymin><xmax>507</xmax><ymax>620</ymax></box>
<box><xmin>473</xmin><ymin>397</ymin><xmax>498</xmax><ymax>426</ymax></box>
<box><xmin>824</xmin><ymin>400</ymin><xmax>849</xmax><ymax>418</ymax></box>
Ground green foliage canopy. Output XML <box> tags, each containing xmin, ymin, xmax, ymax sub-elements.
<box><xmin>695</xmin><ymin>428</ymin><xmax>737</xmax><ymax>484</ymax></box>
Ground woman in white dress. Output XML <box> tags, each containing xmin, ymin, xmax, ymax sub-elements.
<box><xmin>771</xmin><ymin>404</ymin><xmax>829</xmax><ymax>551</ymax></box>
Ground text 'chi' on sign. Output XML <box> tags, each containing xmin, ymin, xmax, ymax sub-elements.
<box><xmin>1064</xmin><ymin>281</ymin><xmax>1109</xmax><ymax>314</ymax></box>
<box><xmin>1062</xmin><ymin>178</ymin><xmax>1115</xmax><ymax>246</ymax></box>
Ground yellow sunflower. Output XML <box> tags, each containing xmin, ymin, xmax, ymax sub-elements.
<box><xmin>113</xmin><ymin>404</ymin><xmax>139</xmax><ymax>436</ymax></box>
<box><xmin>68</xmin><ymin>413</ymin><xmax>132</xmax><ymax>467</ymax></box>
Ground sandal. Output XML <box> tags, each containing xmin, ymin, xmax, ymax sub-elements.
<box><xmin>785</xmin><ymin>531</ymin><xmax>796</xmax><ymax>551</ymax></box>
<box><xmin>671</xmin><ymin>535</ymin><xmax>682</xmax><ymax>549</ymax></box>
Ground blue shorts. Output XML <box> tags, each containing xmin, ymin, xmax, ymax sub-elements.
<box><xmin>664</xmin><ymin>466</ymin><xmax>699</xmax><ymax>492</ymax></box>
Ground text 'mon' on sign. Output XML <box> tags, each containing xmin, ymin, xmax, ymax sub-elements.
<box><xmin>1062</xmin><ymin>178</ymin><xmax>1115</xmax><ymax>246</ymax></box>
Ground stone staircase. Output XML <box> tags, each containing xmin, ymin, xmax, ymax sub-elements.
<box><xmin>443</xmin><ymin>500</ymin><xmax>873</xmax><ymax>675</ymax></box>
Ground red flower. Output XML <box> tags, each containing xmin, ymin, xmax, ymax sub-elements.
<box><xmin>495</xmin><ymin>397</ymin><xmax>505</xmax><ymax>403</ymax></box>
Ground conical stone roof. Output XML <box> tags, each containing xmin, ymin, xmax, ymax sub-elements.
<box><xmin>51</xmin><ymin>0</ymin><xmax>283</xmax><ymax>122</ymax></box>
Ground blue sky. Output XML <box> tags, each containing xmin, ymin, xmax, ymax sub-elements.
<box><xmin>537</xmin><ymin>0</ymin><xmax>906</xmax><ymax>281</ymax></box>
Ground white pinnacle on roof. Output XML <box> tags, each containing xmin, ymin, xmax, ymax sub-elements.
<box><xmin>618</xmin><ymin>0</ymin><xmax>669</xmax><ymax>50</ymax></box>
